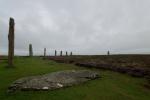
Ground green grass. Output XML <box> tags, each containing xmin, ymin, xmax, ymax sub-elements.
<box><xmin>0</xmin><ymin>57</ymin><xmax>150</xmax><ymax>100</ymax></box>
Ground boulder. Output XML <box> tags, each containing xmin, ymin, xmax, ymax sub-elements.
<box><xmin>8</xmin><ymin>70</ymin><xmax>100</xmax><ymax>93</ymax></box>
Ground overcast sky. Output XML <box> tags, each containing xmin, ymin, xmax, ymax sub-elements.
<box><xmin>0</xmin><ymin>0</ymin><xmax>150</xmax><ymax>55</ymax></box>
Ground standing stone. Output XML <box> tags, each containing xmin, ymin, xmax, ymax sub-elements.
<box><xmin>60</xmin><ymin>51</ymin><xmax>62</xmax><ymax>56</ymax></box>
<box><xmin>66</xmin><ymin>51</ymin><xmax>68</xmax><ymax>56</ymax></box>
<box><xmin>107</xmin><ymin>51</ymin><xmax>110</xmax><ymax>55</ymax></box>
<box><xmin>55</xmin><ymin>50</ymin><xmax>57</xmax><ymax>56</ymax></box>
<box><xmin>8</xmin><ymin>17</ymin><xmax>15</xmax><ymax>67</ymax></box>
<box><xmin>70</xmin><ymin>52</ymin><xmax>73</xmax><ymax>56</ymax></box>
<box><xmin>29</xmin><ymin>44</ymin><xmax>33</xmax><ymax>57</ymax></box>
<box><xmin>44</xmin><ymin>48</ymin><xmax>46</xmax><ymax>58</ymax></box>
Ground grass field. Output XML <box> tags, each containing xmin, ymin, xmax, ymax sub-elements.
<box><xmin>0</xmin><ymin>57</ymin><xmax>150</xmax><ymax>100</ymax></box>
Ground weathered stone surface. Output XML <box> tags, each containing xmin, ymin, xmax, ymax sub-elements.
<box><xmin>29</xmin><ymin>44</ymin><xmax>33</xmax><ymax>57</ymax></box>
<box><xmin>60</xmin><ymin>51</ymin><xmax>62</xmax><ymax>56</ymax></box>
<box><xmin>8</xmin><ymin>70</ymin><xmax>100</xmax><ymax>93</ymax></box>
<box><xmin>43</xmin><ymin>48</ymin><xmax>46</xmax><ymax>59</ymax></box>
<box><xmin>66</xmin><ymin>51</ymin><xmax>68</xmax><ymax>56</ymax></box>
<box><xmin>8</xmin><ymin>17</ymin><xmax>15</xmax><ymax>66</ymax></box>
<box><xmin>55</xmin><ymin>50</ymin><xmax>57</xmax><ymax>56</ymax></box>
<box><xmin>70</xmin><ymin>52</ymin><xmax>73</xmax><ymax>56</ymax></box>
<box><xmin>44</xmin><ymin>48</ymin><xmax>46</xmax><ymax>57</ymax></box>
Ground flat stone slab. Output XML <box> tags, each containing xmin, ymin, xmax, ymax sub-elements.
<box><xmin>8</xmin><ymin>70</ymin><xmax>100</xmax><ymax>92</ymax></box>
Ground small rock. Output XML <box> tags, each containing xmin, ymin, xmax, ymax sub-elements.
<box><xmin>42</xmin><ymin>87</ymin><xmax>49</xmax><ymax>90</ymax></box>
<box><xmin>57</xmin><ymin>83</ymin><xmax>63</xmax><ymax>87</ymax></box>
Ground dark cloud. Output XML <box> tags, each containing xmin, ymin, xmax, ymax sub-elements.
<box><xmin>0</xmin><ymin>0</ymin><xmax>150</xmax><ymax>55</ymax></box>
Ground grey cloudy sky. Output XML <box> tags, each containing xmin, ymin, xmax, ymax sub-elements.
<box><xmin>0</xmin><ymin>0</ymin><xmax>150</xmax><ymax>55</ymax></box>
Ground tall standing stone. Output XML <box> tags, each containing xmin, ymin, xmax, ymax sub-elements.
<box><xmin>70</xmin><ymin>52</ymin><xmax>73</xmax><ymax>56</ymax></box>
<box><xmin>60</xmin><ymin>51</ymin><xmax>62</xmax><ymax>56</ymax></box>
<box><xmin>66</xmin><ymin>51</ymin><xmax>68</xmax><ymax>56</ymax></box>
<box><xmin>55</xmin><ymin>50</ymin><xmax>57</xmax><ymax>56</ymax></box>
<box><xmin>8</xmin><ymin>17</ymin><xmax>15</xmax><ymax>67</ymax></box>
<box><xmin>44</xmin><ymin>48</ymin><xmax>46</xmax><ymax>58</ymax></box>
<box><xmin>29</xmin><ymin>44</ymin><xmax>33</xmax><ymax>57</ymax></box>
<box><xmin>107</xmin><ymin>51</ymin><xmax>110</xmax><ymax>55</ymax></box>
